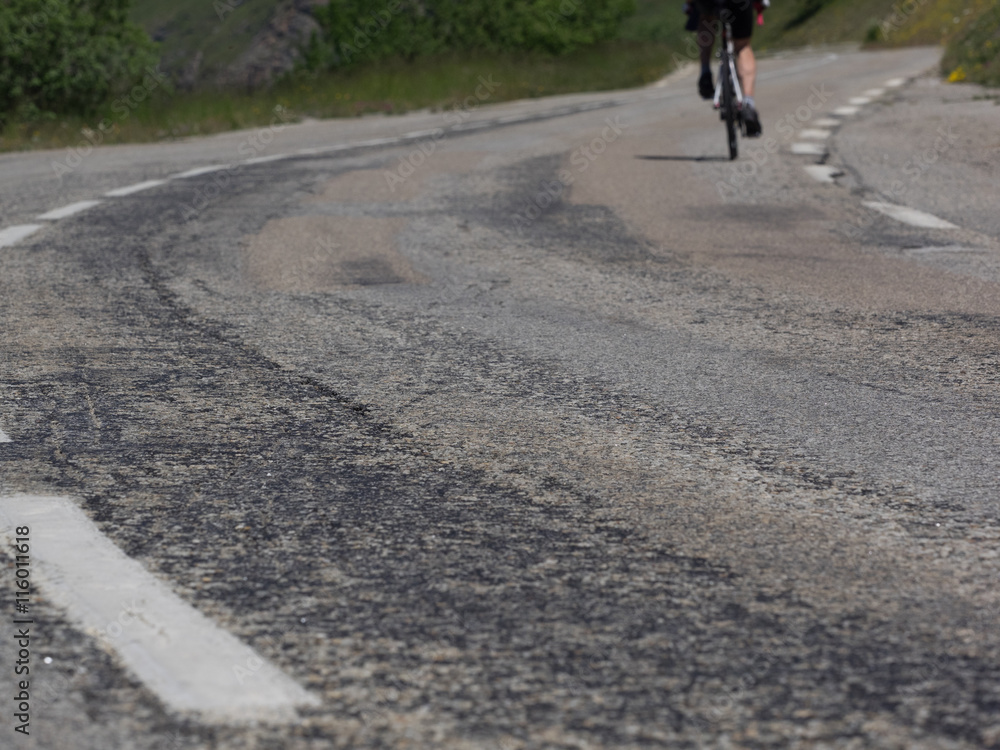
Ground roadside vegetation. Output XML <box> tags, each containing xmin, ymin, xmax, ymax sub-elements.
<box><xmin>1</xmin><ymin>0</ymin><xmax>996</xmax><ymax>154</ymax></box>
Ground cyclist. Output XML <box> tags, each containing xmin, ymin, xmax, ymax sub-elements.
<box><xmin>684</xmin><ymin>0</ymin><xmax>765</xmax><ymax>137</ymax></box>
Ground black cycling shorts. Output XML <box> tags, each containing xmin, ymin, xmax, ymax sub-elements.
<box><xmin>695</xmin><ymin>0</ymin><xmax>755</xmax><ymax>40</ymax></box>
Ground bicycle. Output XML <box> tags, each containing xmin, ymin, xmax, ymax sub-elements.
<box><xmin>711</xmin><ymin>5</ymin><xmax>745</xmax><ymax>160</ymax></box>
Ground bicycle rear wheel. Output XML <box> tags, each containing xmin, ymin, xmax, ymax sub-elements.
<box><xmin>722</xmin><ymin>69</ymin><xmax>738</xmax><ymax>160</ymax></box>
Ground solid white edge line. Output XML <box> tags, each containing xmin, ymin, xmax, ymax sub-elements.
<box><xmin>105</xmin><ymin>180</ymin><xmax>167</xmax><ymax>198</ymax></box>
<box><xmin>0</xmin><ymin>224</ymin><xmax>44</xmax><ymax>248</ymax></box>
<box><xmin>799</xmin><ymin>129</ymin><xmax>831</xmax><ymax>140</ymax></box>
<box><xmin>862</xmin><ymin>201</ymin><xmax>959</xmax><ymax>230</ymax></box>
<box><xmin>171</xmin><ymin>165</ymin><xmax>230</xmax><ymax>179</ymax></box>
<box><xmin>37</xmin><ymin>201</ymin><xmax>103</xmax><ymax>221</ymax></box>
<box><xmin>0</xmin><ymin>495</ymin><xmax>320</xmax><ymax>723</ymax></box>
<box><xmin>804</xmin><ymin>165</ymin><xmax>842</xmax><ymax>184</ymax></box>
<box><xmin>0</xmin><ymin>428</ymin><xmax>11</xmax><ymax>443</ymax></box>
<box><xmin>791</xmin><ymin>142</ymin><xmax>827</xmax><ymax>155</ymax></box>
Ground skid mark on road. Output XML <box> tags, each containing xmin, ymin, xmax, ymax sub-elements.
<box><xmin>0</xmin><ymin>494</ymin><xmax>320</xmax><ymax>724</ymax></box>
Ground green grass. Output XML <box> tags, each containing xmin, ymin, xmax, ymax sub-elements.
<box><xmin>940</xmin><ymin>3</ymin><xmax>1000</xmax><ymax>86</ymax></box>
<box><xmin>0</xmin><ymin>41</ymin><xmax>675</xmax><ymax>152</ymax></box>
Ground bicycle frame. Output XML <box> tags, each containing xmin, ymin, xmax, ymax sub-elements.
<box><xmin>712</xmin><ymin>18</ymin><xmax>744</xmax><ymax>114</ymax></box>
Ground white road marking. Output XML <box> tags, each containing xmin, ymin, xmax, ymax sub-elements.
<box><xmin>885</xmin><ymin>78</ymin><xmax>906</xmax><ymax>88</ymax></box>
<box><xmin>401</xmin><ymin>129</ymin><xmax>442</xmax><ymax>139</ymax></box>
<box><xmin>904</xmin><ymin>245</ymin><xmax>981</xmax><ymax>255</ymax></box>
<box><xmin>37</xmin><ymin>201</ymin><xmax>102</xmax><ymax>221</ymax></box>
<box><xmin>863</xmin><ymin>88</ymin><xmax>886</xmax><ymax>97</ymax></box>
<box><xmin>862</xmin><ymin>201</ymin><xmax>959</xmax><ymax>229</ymax></box>
<box><xmin>791</xmin><ymin>142</ymin><xmax>827</xmax><ymax>155</ymax></box>
<box><xmin>848</xmin><ymin>97</ymin><xmax>872</xmax><ymax>106</ymax></box>
<box><xmin>0</xmin><ymin>494</ymin><xmax>320</xmax><ymax>723</ymax></box>
<box><xmin>105</xmin><ymin>180</ymin><xmax>167</xmax><ymax>197</ymax></box>
<box><xmin>0</xmin><ymin>224</ymin><xmax>44</xmax><ymax>248</ymax></box>
<box><xmin>0</xmin><ymin>428</ymin><xmax>11</xmax><ymax>442</ymax></box>
<box><xmin>243</xmin><ymin>154</ymin><xmax>289</xmax><ymax>165</ymax></box>
<box><xmin>833</xmin><ymin>106</ymin><xmax>860</xmax><ymax>116</ymax></box>
<box><xmin>804</xmin><ymin>165</ymin><xmax>843</xmax><ymax>183</ymax></box>
<box><xmin>171</xmin><ymin>165</ymin><xmax>230</xmax><ymax>179</ymax></box>
<box><xmin>799</xmin><ymin>129</ymin><xmax>832</xmax><ymax>139</ymax></box>
<box><xmin>354</xmin><ymin>137</ymin><xmax>400</xmax><ymax>147</ymax></box>
<box><xmin>814</xmin><ymin>118</ymin><xmax>840</xmax><ymax>128</ymax></box>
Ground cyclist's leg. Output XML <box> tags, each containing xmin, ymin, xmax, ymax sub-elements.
<box><xmin>733</xmin><ymin>38</ymin><xmax>756</xmax><ymax>98</ymax></box>
<box><xmin>695</xmin><ymin>4</ymin><xmax>718</xmax><ymax>99</ymax></box>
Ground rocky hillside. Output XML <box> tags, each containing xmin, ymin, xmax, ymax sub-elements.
<box><xmin>130</xmin><ymin>0</ymin><xmax>327</xmax><ymax>90</ymax></box>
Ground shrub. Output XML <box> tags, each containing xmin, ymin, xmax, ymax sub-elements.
<box><xmin>0</xmin><ymin>0</ymin><xmax>158</xmax><ymax>122</ymax></box>
<box><xmin>307</xmin><ymin>0</ymin><xmax>637</xmax><ymax>70</ymax></box>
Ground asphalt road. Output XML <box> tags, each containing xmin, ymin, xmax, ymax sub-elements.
<box><xmin>1</xmin><ymin>45</ymin><xmax>999</xmax><ymax>749</ymax></box>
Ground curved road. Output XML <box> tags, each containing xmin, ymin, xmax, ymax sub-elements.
<box><xmin>2</xmin><ymin>46</ymin><xmax>999</xmax><ymax>749</ymax></box>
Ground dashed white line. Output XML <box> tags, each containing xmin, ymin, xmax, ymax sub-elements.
<box><xmin>0</xmin><ymin>494</ymin><xmax>320</xmax><ymax>723</ymax></box>
<box><xmin>171</xmin><ymin>165</ymin><xmax>230</xmax><ymax>179</ymax></box>
<box><xmin>799</xmin><ymin>129</ymin><xmax>832</xmax><ymax>140</ymax></box>
<box><xmin>243</xmin><ymin>153</ymin><xmax>290</xmax><ymax>165</ymax></box>
<box><xmin>848</xmin><ymin>97</ymin><xmax>872</xmax><ymax>106</ymax></box>
<box><xmin>0</xmin><ymin>428</ymin><xmax>11</xmax><ymax>443</ymax></box>
<box><xmin>105</xmin><ymin>180</ymin><xmax>167</xmax><ymax>197</ymax></box>
<box><xmin>813</xmin><ymin>118</ymin><xmax>840</xmax><ymax>128</ymax></box>
<box><xmin>804</xmin><ymin>165</ymin><xmax>843</xmax><ymax>183</ymax></box>
<box><xmin>37</xmin><ymin>200</ymin><xmax>102</xmax><ymax>221</ymax></box>
<box><xmin>0</xmin><ymin>225</ymin><xmax>44</xmax><ymax>248</ymax></box>
<box><xmin>863</xmin><ymin>88</ymin><xmax>886</xmax><ymax>98</ymax></box>
<box><xmin>885</xmin><ymin>78</ymin><xmax>906</xmax><ymax>88</ymax></box>
<box><xmin>833</xmin><ymin>106</ymin><xmax>860</xmax><ymax>116</ymax></box>
<box><xmin>862</xmin><ymin>201</ymin><xmax>959</xmax><ymax>229</ymax></box>
<box><xmin>791</xmin><ymin>142</ymin><xmax>827</xmax><ymax>155</ymax></box>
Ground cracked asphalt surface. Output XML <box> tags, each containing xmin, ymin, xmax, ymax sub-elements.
<box><xmin>2</xmin><ymin>46</ymin><xmax>999</xmax><ymax>748</ymax></box>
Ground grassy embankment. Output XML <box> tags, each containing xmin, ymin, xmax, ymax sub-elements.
<box><xmin>1</xmin><ymin>0</ymin><xmax>996</xmax><ymax>153</ymax></box>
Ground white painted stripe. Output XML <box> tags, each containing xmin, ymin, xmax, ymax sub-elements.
<box><xmin>37</xmin><ymin>201</ymin><xmax>102</xmax><ymax>221</ymax></box>
<box><xmin>862</xmin><ymin>201</ymin><xmax>958</xmax><ymax>229</ymax></box>
<box><xmin>0</xmin><ymin>224</ymin><xmax>44</xmax><ymax>248</ymax></box>
<box><xmin>848</xmin><ymin>97</ymin><xmax>872</xmax><ymax>106</ymax></box>
<box><xmin>0</xmin><ymin>495</ymin><xmax>320</xmax><ymax>723</ymax></box>
<box><xmin>243</xmin><ymin>153</ymin><xmax>289</xmax><ymax>165</ymax></box>
<box><xmin>799</xmin><ymin>129</ymin><xmax>832</xmax><ymax>140</ymax></box>
<box><xmin>452</xmin><ymin>120</ymin><xmax>492</xmax><ymax>131</ymax></box>
<box><xmin>833</xmin><ymin>106</ymin><xmax>860</xmax><ymax>116</ymax></box>
<box><xmin>171</xmin><ymin>165</ymin><xmax>230</xmax><ymax>179</ymax></box>
<box><xmin>884</xmin><ymin>78</ymin><xmax>906</xmax><ymax>88</ymax></box>
<box><xmin>0</xmin><ymin>428</ymin><xmax>11</xmax><ymax>443</ymax></box>
<box><xmin>813</xmin><ymin>118</ymin><xmax>840</xmax><ymax>128</ymax></box>
<box><xmin>863</xmin><ymin>88</ymin><xmax>885</xmax><ymax>97</ymax></box>
<box><xmin>105</xmin><ymin>180</ymin><xmax>166</xmax><ymax>198</ymax></box>
<box><xmin>791</xmin><ymin>142</ymin><xmax>827</xmax><ymax>155</ymax></box>
<box><xmin>400</xmin><ymin>129</ymin><xmax>442</xmax><ymax>139</ymax></box>
<box><xmin>804</xmin><ymin>165</ymin><xmax>843</xmax><ymax>184</ymax></box>
<box><xmin>354</xmin><ymin>137</ymin><xmax>400</xmax><ymax>147</ymax></box>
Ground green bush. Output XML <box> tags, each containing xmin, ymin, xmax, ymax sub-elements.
<box><xmin>306</xmin><ymin>0</ymin><xmax>637</xmax><ymax>70</ymax></box>
<box><xmin>941</xmin><ymin>4</ymin><xmax>1000</xmax><ymax>87</ymax></box>
<box><xmin>0</xmin><ymin>0</ymin><xmax>157</xmax><ymax>122</ymax></box>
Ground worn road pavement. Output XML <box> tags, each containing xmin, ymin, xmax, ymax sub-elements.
<box><xmin>1</xmin><ymin>45</ymin><xmax>999</xmax><ymax>749</ymax></box>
